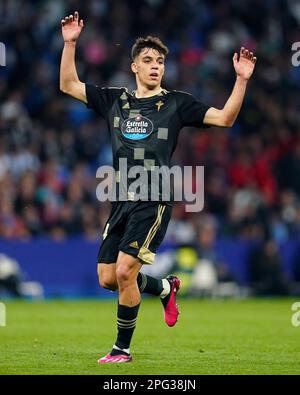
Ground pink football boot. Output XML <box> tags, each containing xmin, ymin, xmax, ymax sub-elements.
<box><xmin>161</xmin><ymin>275</ymin><xmax>181</xmax><ymax>327</ymax></box>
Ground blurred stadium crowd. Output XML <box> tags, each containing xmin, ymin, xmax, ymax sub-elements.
<box><xmin>0</xmin><ymin>0</ymin><xmax>300</xmax><ymax>253</ymax></box>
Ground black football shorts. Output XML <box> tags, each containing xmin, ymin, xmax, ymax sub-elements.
<box><xmin>98</xmin><ymin>201</ymin><xmax>172</xmax><ymax>265</ymax></box>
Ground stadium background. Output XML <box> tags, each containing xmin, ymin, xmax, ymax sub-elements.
<box><xmin>0</xmin><ymin>0</ymin><xmax>300</xmax><ymax>298</ymax></box>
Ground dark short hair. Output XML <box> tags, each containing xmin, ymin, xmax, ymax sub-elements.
<box><xmin>131</xmin><ymin>36</ymin><xmax>169</xmax><ymax>60</ymax></box>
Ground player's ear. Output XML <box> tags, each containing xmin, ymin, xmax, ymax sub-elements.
<box><xmin>131</xmin><ymin>62</ymin><xmax>137</xmax><ymax>74</ymax></box>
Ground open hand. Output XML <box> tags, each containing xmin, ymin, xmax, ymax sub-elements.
<box><xmin>233</xmin><ymin>47</ymin><xmax>257</xmax><ymax>80</ymax></box>
<box><xmin>61</xmin><ymin>11</ymin><xmax>84</xmax><ymax>43</ymax></box>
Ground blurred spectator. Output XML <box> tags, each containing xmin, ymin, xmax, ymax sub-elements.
<box><xmin>161</xmin><ymin>215</ymin><xmax>238</xmax><ymax>296</ymax></box>
<box><xmin>0</xmin><ymin>253</ymin><xmax>44</xmax><ymax>299</ymax></box>
<box><xmin>0</xmin><ymin>254</ymin><xmax>22</xmax><ymax>297</ymax></box>
<box><xmin>190</xmin><ymin>215</ymin><xmax>237</xmax><ymax>296</ymax></box>
<box><xmin>249</xmin><ymin>239</ymin><xmax>289</xmax><ymax>296</ymax></box>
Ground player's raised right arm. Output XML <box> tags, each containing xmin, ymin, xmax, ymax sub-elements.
<box><xmin>60</xmin><ymin>11</ymin><xmax>86</xmax><ymax>103</ymax></box>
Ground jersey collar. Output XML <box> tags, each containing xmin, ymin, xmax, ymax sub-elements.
<box><xmin>131</xmin><ymin>88</ymin><xmax>168</xmax><ymax>100</ymax></box>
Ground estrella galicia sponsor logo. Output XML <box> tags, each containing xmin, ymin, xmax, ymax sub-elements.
<box><xmin>121</xmin><ymin>115</ymin><xmax>153</xmax><ymax>140</ymax></box>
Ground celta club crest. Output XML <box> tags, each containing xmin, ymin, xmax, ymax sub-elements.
<box><xmin>155</xmin><ymin>100</ymin><xmax>164</xmax><ymax>111</ymax></box>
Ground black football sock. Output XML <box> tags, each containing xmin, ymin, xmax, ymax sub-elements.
<box><xmin>110</xmin><ymin>302</ymin><xmax>140</xmax><ymax>356</ymax></box>
<box><xmin>137</xmin><ymin>272</ymin><xmax>164</xmax><ymax>296</ymax></box>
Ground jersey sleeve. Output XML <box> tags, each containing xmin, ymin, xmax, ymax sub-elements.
<box><xmin>175</xmin><ymin>91</ymin><xmax>210</xmax><ymax>128</ymax></box>
<box><xmin>85</xmin><ymin>84</ymin><xmax>124</xmax><ymax>118</ymax></box>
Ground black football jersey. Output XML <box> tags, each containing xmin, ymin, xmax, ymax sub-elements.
<box><xmin>85</xmin><ymin>84</ymin><xmax>210</xmax><ymax>204</ymax></box>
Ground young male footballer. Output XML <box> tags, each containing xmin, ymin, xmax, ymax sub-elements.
<box><xmin>60</xmin><ymin>11</ymin><xmax>256</xmax><ymax>363</ymax></box>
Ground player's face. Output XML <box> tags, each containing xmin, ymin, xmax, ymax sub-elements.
<box><xmin>131</xmin><ymin>47</ymin><xmax>165</xmax><ymax>89</ymax></box>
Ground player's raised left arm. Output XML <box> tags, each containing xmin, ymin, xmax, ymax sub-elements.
<box><xmin>203</xmin><ymin>47</ymin><xmax>257</xmax><ymax>128</ymax></box>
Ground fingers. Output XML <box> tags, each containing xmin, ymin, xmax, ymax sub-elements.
<box><xmin>232</xmin><ymin>52</ymin><xmax>238</xmax><ymax>62</ymax></box>
<box><xmin>61</xmin><ymin>11</ymin><xmax>80</xmax><ymax>27</ymax></box>
<box><xmin>239</xmin><ymin>47</ymin><xmax>257</xmax><ymax>63</ymax></box>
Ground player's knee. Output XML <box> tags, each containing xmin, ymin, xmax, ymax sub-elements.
<box><xmin>116</xmin><ymin>266</ymin><xmax>131</xmax><ymax>285</ymax></box>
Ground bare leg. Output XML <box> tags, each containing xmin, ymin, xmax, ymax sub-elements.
<box><xmin>116</xmin><ymin>251</ymin><xmax>142</xmax><ymax>306</ymax></box>
<box><xmin>97</xmin><ymin>263</ymin><xmax>118</xmax><ymax>291</ymax></box>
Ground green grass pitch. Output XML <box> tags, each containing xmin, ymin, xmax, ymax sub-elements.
<box><xmin>0</xmin><ymin>298</ymin><xmax>299</xmax><ymax>375</ymax></box>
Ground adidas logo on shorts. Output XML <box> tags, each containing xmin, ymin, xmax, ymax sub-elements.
<box><xmin>129</xmin><ymin>241</ymin><xmax>139</xmax><ymax>249</ymax></box>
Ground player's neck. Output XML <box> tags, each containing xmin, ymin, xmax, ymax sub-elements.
<box><xmin>134</xmin><ymin>85</ymin><xmax>162</xmax><ymax>99</ymax></box>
